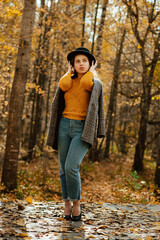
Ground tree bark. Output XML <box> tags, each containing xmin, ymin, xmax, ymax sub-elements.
<box><xmin>1</xmin><ymin>0</ymin><xmax>36</xmax><ymax>190</ymax></box>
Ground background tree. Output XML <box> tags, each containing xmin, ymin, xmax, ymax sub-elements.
<box><xmin>1</xmin><ymin>0</ymin><xmax>36</xmax><ymax>190</ymax></box>
<box><xmin>96</xmin><ymin>0</ymin><xmax>108</xmax><ymax>68</ymax></box>
<box><xmin>91</xmin><ymin>0</ymin><xmax>100</xmax><ymax>54</ymax></box>
<box><xmin>123</xmin><ymin>0</ymin><xmax>160</xmax><ymax>171</ymax></box>
<box><xmin>81</xmin><ymin>0</ymin><xmax>87</xmax><ymax>46</ymax></box>
<box><xmin>104</xmin><ymin>27</ymin><xmax>126</xmax><ymax>158</ymax></box>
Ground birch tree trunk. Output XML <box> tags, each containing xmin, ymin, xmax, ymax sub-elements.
<box><xmin>1</xmin><ymin>0</ymin><xmax>36</xmax><ymax>190</ymax></box>
<box><xmin>96</xmin><ymin>0</ymin><xmax>108</xmax><ymax>67</ymax></box>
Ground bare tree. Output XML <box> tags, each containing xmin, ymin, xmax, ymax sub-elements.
<box><xmin>104</xmin><ymin>28</ymin><xmax>126</xmax><ymax>158</ymax></box>
<box><xmin>123</xmin><ymin>0</ymin><xmax>160</xmax><ymax>171</ymax></box>
<box><xmin>1</xmin><ymin>0</ymin><xmax>36</xmax><ymax>190</ymax></box>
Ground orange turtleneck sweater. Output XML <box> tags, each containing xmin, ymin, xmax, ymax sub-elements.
<box><xmin>59</xmin><ymin>71</ymin><xmax>93</xmax><ymax>120</ymax></box>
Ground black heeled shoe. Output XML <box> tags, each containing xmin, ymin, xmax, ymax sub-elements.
<box><xmin>71</xmin><ymin>206</ymin><xmax>81</xmax><ymax>221</ymax></box>
<box><xmin>64</xmin><ymin>214</ymin><xmax>71</xmax><ymax>221</ymax></box>
<box><xmin>71</xmin><ymin>213</ymin><xmax>81</xmax><ymax>221</ymax></box>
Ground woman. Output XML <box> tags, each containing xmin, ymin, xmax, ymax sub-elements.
<box><xmin>46</xmin><ymin>47</ymin><xmax>105</xmax><ymax>221</ymax></box>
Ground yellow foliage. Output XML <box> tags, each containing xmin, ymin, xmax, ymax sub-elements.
<box><xmin>137</xmin><ymin>44</ymin><xmax>142</xmax><ymax>49</ymax></box>
<box><xmin>26</xmin><ymin>196</ymin><xmax>33</xmax><ymax>204</ymax></box>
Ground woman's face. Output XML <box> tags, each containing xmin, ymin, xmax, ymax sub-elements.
<box><xmin>74</xmin><ymin>54</ymin><xmax>90</xmax><ymax>75</ymax></box>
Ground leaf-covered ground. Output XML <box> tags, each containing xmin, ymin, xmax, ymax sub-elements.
<box><xmin>0</xmin><ymin>200</ymin><xmax>160</xmax><ymax>239</ymax></box>
<box><xmin>1</xmin><ymin>150</ymin><xmax>159</xmax><ymax>204</ymax></box>
<box><xmin>0</xmin><ymin>151</ymin><xmax>160</xmax><ymax>239</ymax></box>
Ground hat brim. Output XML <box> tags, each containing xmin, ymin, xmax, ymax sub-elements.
<box><xmin>67</xmin><ymin>50</ymin><xmax>96</xmax><ymax>64</ymax></box>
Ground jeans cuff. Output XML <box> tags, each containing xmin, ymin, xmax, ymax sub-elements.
<box><xmin>63</xmin><ymin>197</ymin><xmax>81</xmax><ymax>201</ymax></box>
<box><xmin>62</xmin><ymin>197</ymin><xmax>70</xmax><ymax>201</ymax></box>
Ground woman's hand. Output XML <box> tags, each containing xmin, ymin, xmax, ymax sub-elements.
<box><xmin>89</xmin><ymin>61</ymin><xmax>97</xmax><ymax>73</ymax></box>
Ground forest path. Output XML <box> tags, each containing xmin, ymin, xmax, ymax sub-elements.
<box><xmin>0</xmin><ymin>201</ymin><xmax>160</xmax><ymax>239</ymax></box>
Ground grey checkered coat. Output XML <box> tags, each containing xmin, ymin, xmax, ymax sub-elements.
<box><xmin>46</xmin><ymin>78</ymin><xmax>105</xmax><ymax>150</ymax></box>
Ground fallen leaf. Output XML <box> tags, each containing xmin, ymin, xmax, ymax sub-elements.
<box><xmin>26</xmin><ymin>197</ymin><xmax>33</xmax><ymax>204</ymax></box>
<box><xmin>18</xmin><ymin>204</ymin><xmax>25</xmax><ymax>210</ymax></box>
<box><xmin>145</xmin><ymin>237</ymin><xmax>153</xmax><ymax>240</ymax></box>
<box><xmin>98</xmin><ymin>225</ymin><xmax>108</xmax><ymax>229</ymax></box>
<box><xmin>19</xmin><ymin>232</ymin><xmax>29</xmax><ymax>237</ymax></box>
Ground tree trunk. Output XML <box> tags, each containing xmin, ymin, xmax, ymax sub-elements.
<box><xmin>133</xmin><ymin>34</ymin><xmax>160</xmax><ymax>172</ymax></box>
<box><xmin>28</xmin><ymin>10</ymin><xmax>53</xmax><ymax>159</ymax></box>
<box><xmin>81</xmin><ymin>0</ymin><xmax>87</xmax><ymax>47</ymax></box>
<box><xmin>96</xmin><ymin>0</ymin><xmax>108</xmax><ymax>68</ymax></box>
<box><xmin>154</xmin><ymin>132</ymin><xmax>160</xmax><ymax>188</ymax></box>
<box><xmin>133</xmin><ymin>44</ymin><xmax>160</xmax><ymax>170</ymax></box>
<box><xmin>133</xmin><ymin>77</ymin><xmax>149</xmax><ymax>171</ymax></box>
<box><xmin>28</xmin><ymin>0</ymin><xmax>45</xmax><ymax>160</ymax></box>
<box><xmin>154</xmin><ymin>147</ymin><xmax>160</xmax><ymax>188</ymax></box>
<box><xmin>104</xmin><ymin>28</ymin><xmax>126</xmax><ymax>158</ymax></box>
<box><xmin>123</xmin><ymin>0</ymin><xmax>160</xmax><ymax>171</ymax></box>
<box><xmin>1</xmin><ymin>0</ymin><xmax>36</xmax><ymax>190</ymax></box>
<box><xmin>88</xmin><ymin>0</ymin><xmax>108</xmax><ymax>161</ymax></box>
<box><xmin>91</xmin><ymin>0</ymin><xmax>100</xmax><ymax>54</ymax></box>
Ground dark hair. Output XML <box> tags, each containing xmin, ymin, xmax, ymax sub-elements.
<box><xmin>70</xmin><ymin>55</ymin><xmax>92</xmax><ymax>79</ymax></box>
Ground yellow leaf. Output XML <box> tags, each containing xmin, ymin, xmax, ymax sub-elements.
<box><xmin>19</xmin><ymin>233</ymin><xmax>28</xmax><ymax>237</ymax></box>
<box><xmin>88</xmin><ymin>220</ymin><xmax>94</xmax><ymax>225</ymax></box>
<box><xmin>57</xmin><ymin>217</ymin><xmax>65</xmax><ymax>221</ymax></box>
<box><xmin>145</xmin><ymin>237</ymin><xmax>153</xmax><ymax>240</ymax></box>
<box><xmin>152</xmin><ymin>222</ymin><xmax>160</xmax><ymax>226</ymax></box>
<box><xmin>26</xmin><ymin>196</ymin><xmax>33</xmax><ymax>204</ymax></box>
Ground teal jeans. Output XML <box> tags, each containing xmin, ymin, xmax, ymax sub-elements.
<box><xmin>58</xmin><ymin>116</ymin><xmax>89</xmax><ymax>201</ymax></box>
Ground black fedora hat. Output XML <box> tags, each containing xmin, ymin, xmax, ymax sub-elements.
<box><xmin>67</xmin><ymin>47</ymin><xmax>96</xmax><ymax>64</ymax></box>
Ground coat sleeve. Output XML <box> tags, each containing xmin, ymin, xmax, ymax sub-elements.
<box><xmin>46</xmin><ymin>87</ymin><xmax>61</xmax><ymax>148</ymax></box>
<box><xmin>97</xmin><ymin>85</ymin><xmax>106</xmax><ymax>138</ymax></box>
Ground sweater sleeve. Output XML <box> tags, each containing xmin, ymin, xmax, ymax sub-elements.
<box><xmin>59</xmin><ymin>72</ymin><xmax>72</xmax><ymax>91</ymax></box>
<box><xmin>80</xmin><ymin>71</ymin><xmax>93</xmax><ymax>91</ymax></box>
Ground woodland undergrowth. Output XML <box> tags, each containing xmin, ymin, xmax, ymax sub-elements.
<box><xmin>0</xmin><ymin>149</ymin><xmax>159</xmax><ymax>205</ymax></box>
